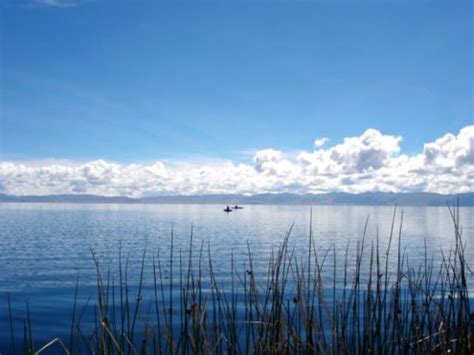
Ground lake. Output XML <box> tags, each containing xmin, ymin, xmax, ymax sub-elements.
<box><xmin>0</xmin><ymin>203</ymin><xmax>473</xmax><ymax>352</ymax></box>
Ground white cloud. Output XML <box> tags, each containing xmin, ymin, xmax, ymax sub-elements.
<box><xmin>329</xmin><ymin>129</ymin><xmax>401</xmax><ymax>172</ymax></box>
<box><xmin>314</xmin><ymin>137</ymin><xmax>329</xmax><ymax>148</ymax></box>
<box><xmin>34</xmin><ymin>0</ymin><xmax>78</xmax><ymax>8</ymax></box>
<box><xmin>253</xmin><ymin>149</ymin><xmax>283</xmax><ymax>173</ymax></box>
<box><xmin>423</xmin><ymin>125</ymin><xmax>474</xmax><ymax>169</ymax></box>
<box><xmin>1</xmin><ymin>126</ymin><xmax>472</xmax><ymax>197</ymax></box>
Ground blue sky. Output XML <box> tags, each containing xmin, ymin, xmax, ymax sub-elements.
<box><xmin>2</xmin><ymin>0</ymin><xmax>472</xmax><ymax>163</ymax></box>
<box><xmin>0</xmin><ymin>1</ymin><xmax>472</xmax><ymax>196</ymax></box>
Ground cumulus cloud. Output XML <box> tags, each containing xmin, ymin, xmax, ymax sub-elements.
<box><xmin>423</xmin><ymin>126</ymin><xmax>474</xmax><ymax>169</ymax></box>
<box><xmin>314</xmin><ymin>137</ymin><xmax>329</xmax><ymax>148</ymax></box>
<box><xmin>1</xmin><ymin>126</ymin><xmax>473</xmax><ymax>196</ymax></box>
<box><xmin>253</xmin><ymin>149</ymin><xmax>283</xmax><ymax>173</ymax></box>
<box><xmin>329</xmin><ymin>129</ymin><xmax>401</xmax><ymax>172</ymax></box>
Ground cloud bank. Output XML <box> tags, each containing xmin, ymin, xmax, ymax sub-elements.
<box><xmin>1</xmin><ymin>126</ymin><xmax>473</xmax><ymax>197</ymax></box>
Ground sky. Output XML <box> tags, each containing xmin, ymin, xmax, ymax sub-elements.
<box><xmin>0</xmin><ymin>0</ymin><xmax>473</xmax><ymax>196</ymax></box>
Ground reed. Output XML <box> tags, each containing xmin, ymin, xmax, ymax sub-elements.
<box><xmin>5</xmin><ymin>204</ymin><xmax>473</xmax><ymax>354</ymax></box>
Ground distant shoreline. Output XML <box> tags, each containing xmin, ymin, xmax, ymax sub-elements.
<box><xmin>1</xmin><ymin>192</ymin><xmax>473</xmax><ymax>206</ymax></box>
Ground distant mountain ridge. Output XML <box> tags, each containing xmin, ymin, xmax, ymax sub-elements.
<box><xmin>0</xmin><ymin>192</ymin><xmax>473</xmax><ymax>206</ymax></box>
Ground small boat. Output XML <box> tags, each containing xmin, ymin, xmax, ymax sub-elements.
<box><xmin>224</xmin><ymin>205</ymin><xmax>232</xmax><ymax>213</ymax></box>
<box><xmin>232</xmin><ymin>205</ymin><xmax>243</xmax><ymax>209</ymax></box>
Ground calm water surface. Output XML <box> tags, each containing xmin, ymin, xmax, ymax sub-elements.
<box><xmin>0</xmin><ymin>203</ymin><xmax>473</xmax><ymax>350</ymax></box>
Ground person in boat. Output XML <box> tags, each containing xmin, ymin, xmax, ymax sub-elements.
<box><xmin>224</xmin><ymin>205</ymin><xmax>232</xmax><ymax>212</ymax></box>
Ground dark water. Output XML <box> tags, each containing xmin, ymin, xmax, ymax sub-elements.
<box><xmin>0</xmin><ymin>203</ymin><xmax>472</xmax><ymax>351</ymax></box>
